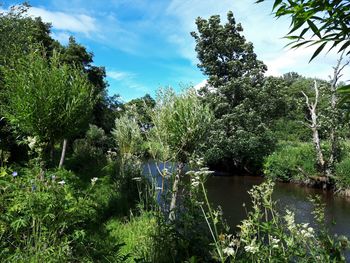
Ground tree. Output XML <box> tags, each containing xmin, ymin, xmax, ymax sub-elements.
<box><xmin>191</xmin><ymin>11</ymin><xmax>276</xmax><ymax>172</ymax></box>
<box><xmin>60</xmin><ymin>36</ymin><xmax>116</xmax><ymax>133</ymax></box>
<box><xmin>257</xmin><ymin>0</ymin><xmax>350</xmax><ymax>103</ymax></box>
<box><xmin>256</xmin><ymin>0</ymin><xmax>350</xmax><ymax>61</ymax></box>
<box><xmin>147</xmin><ymin>88</ymin><xmax>213</xmax><ymax>220</ymax></box>
<box><xmin>124</xmin><ymin>94</ymin><xmax>156</xmax><ymax>133</ymax></box>
<box><xmin>1</xmin><ymin>49</ymin><xmax>95</xmax><ymax>167</ymax></box>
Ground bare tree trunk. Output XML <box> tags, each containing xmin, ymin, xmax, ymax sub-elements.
<box><xmin>329</xmin><ymin>52</ymin><xmax>349</xmax><ymax>169</ymax></box>
<box><xmin>58</xmin><ymin>139</ymin><xmax>67</xmax><ymax>168</ymax></box>
<box><xmin>168</xmin><ymin>162</ymin><xmax>184</xmax><ymax>221</ymax></box>
<box><xmin>302</xmin><ymin>81</ymin><xmax>326</xmax><ymax>174</ymax></box>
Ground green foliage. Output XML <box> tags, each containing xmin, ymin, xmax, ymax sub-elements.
<box><xmin>148</xmin><ymin>88</ymin><xmax>213</xmax><ymax>163</ymax></box>
<box><xmin>229</xmin><ymin>181</ymin><xmax>349</xmax><ymax>262</ymax></box>
<box><xmin>191</xmin><ymin>11</ymin><xmax>266</xmax><ymax>87</ymax></box>
<box><xmin>0</xmin><ymin>166</ymin><xmax>133</xmax><ymax>262</ymax></box>
<box><xmin>124</xmin><ymin>94</ymin><xmax>156</xmax><ymax>133</ymax></box>
<box><xmin>113</xmin><ymin>112</ymin><xmax>144</xmax><ymax>158</ymax></box>
<box><xmin>0</xmin><ymin>168</ymin><xmax>91</xmax><ymax>261</ymax></box>
<box><xmin>264</xmin><ymin>142</ymin><xmax>316</xmax><ymax>182</ymax></box>
<box><xmin>257</xmin><ymin>0</ymin><xmax>350</xmax><ymax>61</ymax></box>
<box><xmin>106</xmin><ymin>212</ymin><xmax>157</xmax><ymax>263</ymax></box>
<box><xmin>192</xmin><ymin>12</ymin><xmax>283</xmax><ymax>172</ymax></box>
<box><xmin>68</xmin><ymin>124</ymin><xmax>111</xmax><ymax>179</ymax></box>
<box><xmin>0</xmin><ymin>3</ymin><xmax>57</xmax><ymax>66</ymax></box>
<box><xmin>335</xmin><ymin>158</ymin><xmax>350</xmax><ymax>189</ymax></box>
<box><xmin>1</xmin><ymin>49</ymin><xmax>95</xmax><ymax>163</ymax></box>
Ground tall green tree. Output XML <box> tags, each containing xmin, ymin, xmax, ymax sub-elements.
<box><xmin>0</xmin><ymin>3</ymin><xmax>58</xmax><ymax>66</ymax></box>
<box><xmin>60</xmin><ymin>36</ymin><xmax>118</xmax><ymax>133</ymax></box>
<box><xmin>191</xmin><ymin>11</ymin><xmax>275</xmax><ymax>172</ymax></box>
<box><xmin>1</xmin><ymin>49</ymin><xmax>95</xmax><ymax>167</ymax></box>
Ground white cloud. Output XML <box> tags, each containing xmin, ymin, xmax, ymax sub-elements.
<box><xmin>164</xmin><ymin>0</ymin><xmax>350</xmax><ymax>81</ymax></box>
<box><xmin>264</xmin><ymin>45</ymin><xmax>350</xmax><ymax>82</ymax></box>
<box><xmin>193</xmin><ymin>79</ymin><xmax>207</xmax><ymax>90</ymax></box>
<box><xmin>165</xmin><ymin>0</ymin><xmax>239</xmax><ymax>64</ymax></box>
<box><xmin>50</xmin><ymin>31</ymin><xmax>70</xmax><ymax>45</ymax></box>
<box><xmin>27</xmin><ymin>7</ymin><xmax>97</xmax><ymax>35</ymax></box>
<box><xmin>107</xmin><ymin>70</ymin><xmax>133</xmax><ymax>81</ymax></box>
<box><xmin>107</xmin><ymin>70</ymin><xmax>150</xmax><ymax>99</ymax></box>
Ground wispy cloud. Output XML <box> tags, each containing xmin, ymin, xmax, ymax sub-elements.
<box><xmin>107</xmin><ymin>70</ymin><xmax>133</xmax><ymax>81</ymax></box>
<box><xmin>28</xmin><ymin>7</ymin><xmax>97</xmax><ymax>35</ymax></box>
<box><xmin>106</xmin><ymin>70</ymin><xmax>150</xmax><ymax>101</ymax></box>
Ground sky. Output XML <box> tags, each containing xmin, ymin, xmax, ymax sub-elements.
<box><xmin>1</xmin><ymin>0</ymin><xmax>349</xmax><ymax>101</ymax></box>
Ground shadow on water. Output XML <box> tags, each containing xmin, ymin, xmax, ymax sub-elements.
<box><xmin>205</xmin><ymin>175</ymin><xmax>350</xmax><ymax>260</ymax></box>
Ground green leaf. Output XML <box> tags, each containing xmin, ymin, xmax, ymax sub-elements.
<box><xmin>273</xmin><ymin>0</ymin><xmax>283</xmax><ymax>10</ymax></box>
<box><xmin>307</xmin><ymin>20</ymin><xmax>321</xmax><ymax>38</ymax></box>
<box><xmin>338</xmin><ymin>40</ymin><xmax>350</xmax><ymax>53</ymax></box>
<box><xmin>309</xmin><ymin>42</ymin><xmax>327</xmax><ymax>62</ymax></box>
<box><xmin>337</xmin><ymin>84</ymin><xmax>350</xmax><ymax>94</ymax></box>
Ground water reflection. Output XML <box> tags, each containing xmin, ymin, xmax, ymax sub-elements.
<box><xmin>205</xmin><ymin>175</ymin><xmax>350</xmax><ymax>259</ymax></box>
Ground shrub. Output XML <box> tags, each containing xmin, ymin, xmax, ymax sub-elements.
<box><xmin>335</xmin><ymin>158</ymin><xmax>350</xmax><ymax>189</ymax></box>
<box><xmin>0</xmin><ymin>167</ymin><xmax>126</xmax><ymax>261</ymax></box>
<box><xmin>106</xmin><ymin>212</ymin><xmax>157</xmax><ymax>263</ymax></box>
<box><xmin>67</xmin><ymin>124</ymin><xmax>111</xmax><ymax>180</ymax></box>
<box><xmin>263</xmin><ymin>142</ymin><xmax>316</xmax><ymax>182</ymax></box>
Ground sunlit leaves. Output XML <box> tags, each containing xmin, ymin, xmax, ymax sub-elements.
<box><xmin>1</xmin><ymin>48</ymin><xmax>95</xmax><ymax>146</ymax></box>
<box><xmin>257</xmin><ymin>0</ymin><xmax>350</xmax><ymax>61</ymax></box>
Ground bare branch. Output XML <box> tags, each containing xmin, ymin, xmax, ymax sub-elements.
<box><xmin>301</xmin><ymin>91</ymin><xmax>312</xmax><ymax>111</ymax></box>
<box><xmin>313</xmin><ymin>80</ymin><xmax>319</xmax><ymax>109</ymax></box>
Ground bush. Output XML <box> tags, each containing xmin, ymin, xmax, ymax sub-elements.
<box><xmin>67</xmin><ymin>124</ymin><xmax>111</xmax><ymax>180</ymax></box>
<box><xmin>106</xmin><ymin>212</ymin><xmax>157</xmax><ymax>263</ymax></box>
<box><xmin>335</xmin><ymin>158</ymin><xmax>350</xmax><ymax>189</ymax></box>
<box><xmin>263</xmin><ymin>142</ymin><xmax>316</xmax><ymax>182</ymax></box>
<box><xmin>0</xmin><ymin>167</ymin><xmax>125</xmax><ymax>262</ymax></box>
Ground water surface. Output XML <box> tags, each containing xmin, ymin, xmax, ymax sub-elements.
<box><xmin>206</xmin><ymin>175</ymin><xmax>350</xmax><ymax>259</ymax></box>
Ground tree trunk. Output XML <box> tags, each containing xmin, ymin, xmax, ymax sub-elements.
<box><xmin>328</xmin><ymin>52</ymin><xmax>348</xmax><ymax>170</ymax></box>
<box><xmin>168</xmin><ymin>162</ymin><xmax>184</xmax><ymax>221</ymax></box>
<box><xmin>50</xmin><ymin>139</ymin><xmax>55</xmax><ymax>162</ymax></box>
<box><xmin>302</xmin><ymin>81</ymin><xmax>326</xmax><ymax>174</ymax></box>
<box><xmin>58</xmin><ymin>139</ymin><xmax>67</xmax><ymax>168</ymax></box>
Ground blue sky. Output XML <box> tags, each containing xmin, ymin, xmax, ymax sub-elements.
<box><xmin>2</xmin><ymin>0</ymin><xmax>349</xmax><ymax>101</ymax></box>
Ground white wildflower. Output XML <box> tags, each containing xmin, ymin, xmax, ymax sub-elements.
<box><xmin>223</xmin><ymin>247</ymin><xmax>235</xmax><ymax>256</ymax></box>
<box><xmin>244</xmin><ymin>238</ymin><xmax>259</xmax><ymax>254</ymax></box>
<box><xmin>58</xmin><ymin>180</ymin><xmax>65</xmax><ymax>185</ymax></box>
<box><xmin>271</xmin><ymin>237</ymin><xmax>280</xmax><ymax>249</ymax></box>
<box><xmin>132</xmin><ymin>177</ymin><xmax>142</xmax><ymax>181</ymax></box>
<box><xmin>191</xmin><ymin>175</ymin><xmax>200</xmax><ymax>187</ymax></box>
<box><xmin>91</xmin><ymin>177</ymin><xmax>98</xmax><ymax>186</ymax></box>
<box><xmin>27</xmin><ymin>136</ymin><xmax>37</xmax><ymax>150</ymax></box>
<box><xmin>284</xmin><ymin>210</ymin><xmax>296</xmax><ymax>231</ymax></box>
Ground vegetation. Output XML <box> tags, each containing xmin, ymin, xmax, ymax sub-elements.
<box><xmin>0</xmin><ymin>2</ymin><xmax>349</xmax><ymax>262</ymax></box>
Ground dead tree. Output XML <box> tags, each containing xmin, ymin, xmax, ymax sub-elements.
<box><xmin>302</xmin><ymin>81</ymin><xmax>328</xmax><ymax>177</ymax></box>
<box><xmin>328</xmin><ymin>52</ymin><xmax>350</xmax><ymax>169</ymax></box>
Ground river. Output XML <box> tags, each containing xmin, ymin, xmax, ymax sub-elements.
<box><xmin>206</xmin><ymin>175</ymin><xmax>350</xmax><ymax>260</ymax></box>
<box><xmin>143</xmin><ymin>162</ymin><xmax>350</xmax><ymax>259</ymax></box>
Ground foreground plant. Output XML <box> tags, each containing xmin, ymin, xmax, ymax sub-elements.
<box><xmin>189</xmin><ymin>162</ymin><xmax>349</xmax><ymax>262</ymax></box>
<box><xmin>235</xmin><ymin>181</ymin><xmax>348</xmax><ymax>262</ymax></box>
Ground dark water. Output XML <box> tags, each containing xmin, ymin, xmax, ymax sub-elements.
<box><xmin>143</xmin><ymin>162</ymin><xmax>350</xmax><ymax>258</ymax></box>
<box><xmin>206</xmin><ymin>175</ymin><xmax>350</xmax><ymax>259</ymax></box>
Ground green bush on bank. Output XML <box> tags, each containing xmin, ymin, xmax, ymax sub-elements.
<box><xmin>0</xmin><ymin>167</ymin><xmax>128</xmax><ymax>262</ymax></box>
<box><xmin>263</xmin><ymin>142</ymin><xmax>316</xmax><ymax>182</ymax></box>
<box><xmin>106</xmin><ymin>211</ymin><xmax>157</xmax><ymax>263</ymax></box>
<box><xmin>335</xmin><ymin>158</ymin><xmax>350</xmax><ymax>189</ymax></box>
